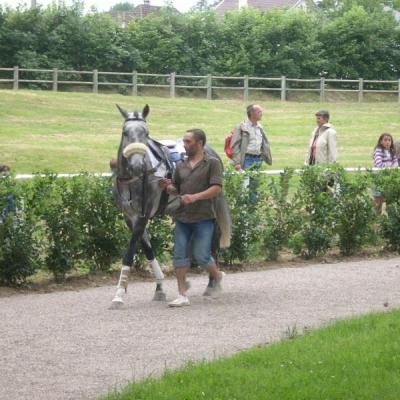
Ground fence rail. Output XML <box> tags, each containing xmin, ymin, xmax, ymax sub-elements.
<box><xmin>14</xmin><ymin>167</ymin><xmax>382</xmax><ymax>181</ymax></box>
<box><xmin>1</xmin><ymin>66</ymin><xmax>400</xmax><ymax>102</ymax></box>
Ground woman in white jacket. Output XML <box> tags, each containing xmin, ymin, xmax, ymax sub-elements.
<box><xmin>305</xmin><ymin>110</ymin><xmax>337</xmax><ymax>165</ymax></box>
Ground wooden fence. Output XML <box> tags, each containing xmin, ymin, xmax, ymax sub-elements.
<box><xmin>1</xmin><ymin>66</ymin><xmax>400</xmax><ymax>102</ymax></box>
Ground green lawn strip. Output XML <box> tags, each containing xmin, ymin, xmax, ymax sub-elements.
<box><xmin>104</xmin><ymin>309</ymin><xmax>400</xmax><ymax>400</ymax></box>
<box><xmin>1</xmin><ymin>90</ymin><xmax>399</xmax><ymax>172</ymax></box>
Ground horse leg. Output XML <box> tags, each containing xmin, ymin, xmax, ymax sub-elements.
<box><xmin>141</xmin><ymin>230</ymin><xmax>166</xmax><ymax>301</ymax></box>
<box><xmin>203</xmin><ymin>222</ymin><xmax>221</xmax><ymax>296</ymax></box>
<box><xmin>110</xmin><ymin>234</ymin><xmax>138</xmax><ymax>309</ymax></box>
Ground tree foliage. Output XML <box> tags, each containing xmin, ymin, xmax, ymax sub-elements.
<box><xmin>0</xmin><ymin>1</ymin><xmax>399</xmax><ymax>79</ymax></box>
<box><xmin>110</xmin><ymin>2</ymin><xmax>135</xmax><ymax>12</ymax></box>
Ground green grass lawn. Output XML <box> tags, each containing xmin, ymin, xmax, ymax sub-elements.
<box><xmin>104</xmin><ymin>309</ymin><xmax>400</xmax><ymax>400</ymax></box>
<box><xmin>0</xmin><ymin>90</ymin><xmax>399</xmax><ymax>173</ymax></box>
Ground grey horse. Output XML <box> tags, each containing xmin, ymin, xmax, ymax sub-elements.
<box><xmin>111</xmin><ymin>104</ymin><xmax>231</xmax><ymax>308</ymax></box>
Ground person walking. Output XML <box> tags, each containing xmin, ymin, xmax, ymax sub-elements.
<box><xmin>160</xmin><ymin>129</ymin><xmax>225</xmax><ymax>307</ymax></box>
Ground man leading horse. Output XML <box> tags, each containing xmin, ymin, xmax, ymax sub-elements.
<box><xmin>160</xmin><ymin>129</ymin><xmax>226</xmax><ymax>307</ymax></box>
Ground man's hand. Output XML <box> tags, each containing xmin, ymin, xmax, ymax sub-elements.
<box><xmin>159</xmin><ymin>178</ymin><xmax>172</xmax><ymax>190</ymax></box>
<box><xmin>180</xmin><ymin>194</ymin><xmax>198</xmax><ymax>206</ymax></box>
<box><xmin>234</xmin><ymin>164</ymin><xmax>241</xmax><ymax>171</ymax></box>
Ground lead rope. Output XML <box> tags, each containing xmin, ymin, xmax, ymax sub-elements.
<box><xmin>141</xmin><ymin>157</ymin><xmax>148</xmax><ymax>218</ymax></box>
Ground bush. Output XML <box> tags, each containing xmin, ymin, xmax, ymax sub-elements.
<box><xmin>261</xmin><ymin>169</ymin><xmax>301</xmax><ymax>260</ymax></box>
<box><xmin>370</xmin><ymin>168</ymin><xmax>400</xmax><ymax>206</ymax></box>
<box><xmin>28</xmin><ymin>173</ymin><xmax>84</xmax><ymax>282</ymax></box>
<box><xmin>288</xmin><ymin>166</ymin><xmax>338</xmax><ymax>258</ymax></box>
<box><xmin>380</xmin><ymin>204</ymin><xmax>400</xmax><ymax>253</ymax></box>
<box><xmin>73</xmin><ymin>174</ymin><xmax>129</xmax><ymax>272</ymax></box>
<box><xmin>2</xmin><ymin>165</ymin><xmax>400</xmax><ymax>286</ymax></box>
<box><xmin>0</xmin><ymin>175</ymin><xmax>40</xmax><ymax>285</ymax></box>
<box><xmin>334</xmin><ymin>170</ymin><xmax>375</xmax><ymax>256</ymax></box>
<box><xmin>370</xmin><ymin>168</ymin><xmax>400</xmax><ymax>252</ymax></box>
<box><xmin>221</xmin><ymin>168</ymin><xmax>264</xmax><ymax>265</ymax></box>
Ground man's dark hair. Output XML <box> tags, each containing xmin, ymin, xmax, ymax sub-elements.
<box><xmin>315</xmin><ymin>110</ymin><xmax>330</xmax><ymax>121</ymax></box>
<box><xmin>186</xmin><ymin>129</ymin><xmax>206</xmax><ymax>146</ymax></box>
<box><xmin>247</xmin><ymin>104</ymin><xmax>255</xmax><ymax>118</ymax></box>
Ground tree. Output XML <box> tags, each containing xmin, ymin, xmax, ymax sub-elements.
<box><xmin>109</xmin><ymin>2</ymin><xmax>135</xmax><ymax>12</ymax></box>
<box><xmin>319</xmin><ymin>5</ymin><xmax>400</xmax><ymax>79</ymax></box>
<box><xmin>190</xmin><ymin>0</ymin><xmax>220</xmax><ymax>12</ymax></box>
<box><xmin>317</xmin><ymin>0</ymin><xmax>400</xmax><ymax>15</ymax></box>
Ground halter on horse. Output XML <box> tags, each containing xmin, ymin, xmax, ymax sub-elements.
<box><xmin>110</xmin><ymin>104</ymin><xmax>231</xmax><ymax>309</ymax></box>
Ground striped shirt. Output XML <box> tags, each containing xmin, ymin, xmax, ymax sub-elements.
<box><xmin>373</xmin><ymin>147</ymin><xmax>398</xmax><ymax>168</ymax></box>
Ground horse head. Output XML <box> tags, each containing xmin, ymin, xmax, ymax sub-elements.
<box><xmin>116</xmin><ymin>104</ymin><xmax>151</xmax><ymax>178</ymax></box>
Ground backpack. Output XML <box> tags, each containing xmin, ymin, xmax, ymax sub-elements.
<box><xmin>224</xmin><ymin>130</ymin><xmax>234</xmax><ymax>159</ymax></box>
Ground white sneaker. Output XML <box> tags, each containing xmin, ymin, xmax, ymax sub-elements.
<box><xmin>168</xmin><ymin>294</ymin><xmax>190</xmax><ymax>307</ymax></box>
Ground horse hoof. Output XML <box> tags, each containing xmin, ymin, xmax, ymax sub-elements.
<box><xmin>109</xmin><ymin>299</ymin><xmax>125</xmax><ymax>310</ymax></box>
<box><xmin>153</xmin><ymin>290</ymin><xmax>167</xmax><ymax>302</ymax></box>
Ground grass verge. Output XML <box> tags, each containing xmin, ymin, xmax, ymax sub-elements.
<box><xmin>103</xmin><ymin>309</ymin><xmax>400</xmax><ymax>400</ymax></box>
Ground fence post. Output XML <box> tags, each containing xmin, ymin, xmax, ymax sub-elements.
<box><xmin>52</xmin><ymin>68</ymin><xmax>58</xmax><ymax>91</ymax></box>
<box><xmin>358</xmin><ymin>78</ymin><xmax>363</xmax><ymax>103</ymax></box>
<box><xmin>13</xmin><ymin>66</ymin><xmax>19</xmax><ymax>90</ymax></box>
<box><xmin>243</xmin><ymin>75</ymin><xmax>249</xmax><ymax>103</ymax></box>
<box><xmin>132</xmin><ymin>70</ymin><xmax>138</xmax><ymax>96</ymax></box>
<box><xmin>398</xmin><ymin>79</ymin><xmax>400</xmax><ymax>103</ymax></box>
<box><xmin>320</xmin><ymin>77</ymin><xmax>325</xmax><ymax>102</ymax></box>
<box><xmin>281</xmin><ymin>75</ymin><xmax>286</xmax><ymax>101</ymax></box>
<box><xmin>207</xmin><ymin>74</ymin><xmax>212</xmax><ymax>100</ymax></box>
<box><xmin>93</xmin><ymin>69</ymin><xmax>98</xmax><ymax>93</ymax></box>
<box><xmin>170</xmin><ymin>72</ymin><xmax>176</xmax><ymax>98</ymax></box>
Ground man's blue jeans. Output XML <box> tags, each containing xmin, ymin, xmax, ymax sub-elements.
<box><xmin>243</xmin><ymin>154</ymin><xmax>262</xmax><ymax>170</ymax></box>
<box><xmin>243</xmin><ymin>154</ymin><xmax>262</xmax><ymax>203</ymax></box>
<box><xmin>173</xmin><ymin>219</ymin><xmax>215</xmax><ymax>268</ymax></box>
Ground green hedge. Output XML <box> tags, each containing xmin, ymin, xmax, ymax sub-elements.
<box><xmin>1</xmin><ymin>166</ymin><xmax>400</xmax><ymax>285</ymax></box>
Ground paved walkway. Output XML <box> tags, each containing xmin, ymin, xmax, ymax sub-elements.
<box><xmin>1</xmin><ymin>257</ymin><xmax>399</xmax><ymax>400</ymax></box>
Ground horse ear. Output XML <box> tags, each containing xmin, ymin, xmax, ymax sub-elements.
<box><xmin>116</xmin><ymin>104</ymin><xmax>129</xmax><ymax>119</ymax></box>
<box><xmin>142</xmin><ymin>104</ymin><xmax>150</xmax><ymax>120</ymax></box>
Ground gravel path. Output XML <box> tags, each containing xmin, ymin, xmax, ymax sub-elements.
<box><xmin>1</xmin><ymin>257</ymin><xmax>400</xmax><ymax>400</ymax></box>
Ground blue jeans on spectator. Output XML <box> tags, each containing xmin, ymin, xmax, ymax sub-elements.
<box><xmin>173</xmin><ymin>219</ymin><xmax>215</xmax><ymax>268</ymax></box>
<box><xmin>243</xmin><ymin>154</ymin><xmax>262</xmax><ymax>203</ymax></box>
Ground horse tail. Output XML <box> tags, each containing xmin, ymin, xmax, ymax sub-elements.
<box><xmin>215</xmin><ymin>193</ymin><xmax>231</xmax><ymax>249</ymax></box>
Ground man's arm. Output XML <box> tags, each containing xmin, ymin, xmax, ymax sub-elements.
<box><xmin>180</xmin><ymin>185</ymin><xmax>221</xmax><ymax>206</ymax></box>
<box><xmin>230</xmin><ymin>125</ymin><xmax>243</xmax><ymax>170</ymax></box>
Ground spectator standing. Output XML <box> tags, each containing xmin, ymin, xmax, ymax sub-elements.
<box><xmin>372</xmin><ymin>133</ymin><xmax>398</xmax><ymax>214</ymax></box>
<box><xmin>306</xmin><ymin>110</ymin><xmax>337</xmax><ymax>165</ymax></box>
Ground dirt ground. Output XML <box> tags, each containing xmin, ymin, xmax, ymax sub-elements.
<box><xmin>1</xmin><ymin>256</ymin><xmax>400</xmax><ymax>400</ymax></box>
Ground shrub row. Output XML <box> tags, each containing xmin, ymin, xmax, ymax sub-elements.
<box><xmin>222</xmin><ymin>165</ymin><xmax>400</xmax><ymax>265</ymax></box>
<box><xmin>1</xmin><ymin>166</ymin><xmax>400</xmax><ymax>285</ymax></box>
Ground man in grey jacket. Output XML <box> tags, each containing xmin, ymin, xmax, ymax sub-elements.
<box><xmin>231</xmin><ymin>104</ymin><xmax>272</xmax><ymax>171</ymax></box>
